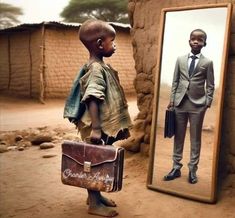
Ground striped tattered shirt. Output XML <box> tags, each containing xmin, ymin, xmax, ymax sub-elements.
<box><xmin>78</xmin><ymin>61</ymin><xmax>132</xmax><ymax>138</ymax></box>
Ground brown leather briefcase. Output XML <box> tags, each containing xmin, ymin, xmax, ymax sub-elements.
<box><xmin>61</xmin><ymin>140</ymin><xmax>124</xmax><ymax>192</ymax></box>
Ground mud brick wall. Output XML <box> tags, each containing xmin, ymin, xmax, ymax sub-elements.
<box><xmin>0</xmin><ymin>24</ymin><xmax>136</xmax><ymax>99</ymax></box>
<box><xmin>0</xmin><ymin>30</ymin><xmax>42</xmax><ymax>98</ymax></box>
<box><xmin>44</xmin><ymin>27</ymin><xmax>136</xmax><ymax>98</ymax></box>
<box><xmin>0</xmin><ymin>35</ymin><xmax>9</xmax><ymax>90</ymax></box>
<box><xmin>128</xmin><ymin>0</ymin><xmax>235</xmax><ymax>179</ymax></box>
<box><xmin>43</xmin><ymin>28</ymin><xmax>86</xmax><ymax>98</ymax></box>
<box><xmin>10</xmin><ymin>33</ymin><xmax>31</xmax><ymax>96</ymax></box>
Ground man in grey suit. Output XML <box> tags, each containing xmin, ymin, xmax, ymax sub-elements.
<box><xmin>163</xmin><ymin>29</ymin><xmax>215</xmax><ymax>184</ymax></box>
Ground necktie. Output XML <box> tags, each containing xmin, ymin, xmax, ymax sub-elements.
<box><xmin>188</xmin><ymin>56</ymin><xmax>198</xmax><ymax>77</ymax></box>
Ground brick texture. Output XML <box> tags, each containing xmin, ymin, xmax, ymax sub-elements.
<box><xmin>0</xmin><ymin>24</ymin><xmax>136</xmax><ymax>99</ymax></box>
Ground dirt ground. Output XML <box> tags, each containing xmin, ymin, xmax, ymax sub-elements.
<box><xmin>0</xmin><ymin>95</ymin><xmax>235</xmax><ymax>218</ymax></box>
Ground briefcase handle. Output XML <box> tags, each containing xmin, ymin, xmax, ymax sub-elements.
<box><xmin>85</xmin><ymin>137</ymin><xmax>105</xmax><ymax>146</ymax></box>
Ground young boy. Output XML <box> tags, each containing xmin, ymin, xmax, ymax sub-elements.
<box><xmin>64</xmin><ymin>19</ymin><xmax>132</xmax><ymax>217</ymax></box>
<box><xmin>163</xmin><ymin>29</ymin><xmax>215</xmax><ymax>184</ymax></box>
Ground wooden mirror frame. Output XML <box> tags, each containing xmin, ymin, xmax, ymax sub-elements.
<box><xmin>147</xmin><ymin>3</ymin><xmax>233</xmax><ymax>203</ymax></box>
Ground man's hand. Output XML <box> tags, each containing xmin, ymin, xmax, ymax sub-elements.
<box><xmin>167</xmin><ymin>102</ymin><xmax>174</xmax><ymax>109</ymax></box>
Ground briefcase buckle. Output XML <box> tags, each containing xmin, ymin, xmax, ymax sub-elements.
<box><xmin>84</xmin><ymin>161</ymin><xmax>91</xmax><ymax>172</ymax></box>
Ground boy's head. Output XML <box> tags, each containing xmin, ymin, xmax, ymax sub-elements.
<box><xmin>189</xmin><ymin>29</ymin><xmax>207</xmax><ymax>54</ymax></box>
<box><xmin>79</xmin><ymin>19</ymin><xmax>116</xmax><ymax>57</ymax></box>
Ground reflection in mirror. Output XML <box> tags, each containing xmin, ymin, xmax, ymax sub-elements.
<box><xmin>147</xmin><ymin>4</ymin><xmax>232</xmax><ymax>203</ymax></box>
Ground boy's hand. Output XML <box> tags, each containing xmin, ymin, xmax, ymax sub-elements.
<box><xmin>90</xmin><ymin>128</ymin><xmax>102</xmax><ymax>145</ymax></box>
<box><xmin>167</xmin><ymin>102</ymin><xmax>174</xmax><ymax>109</ymax></box>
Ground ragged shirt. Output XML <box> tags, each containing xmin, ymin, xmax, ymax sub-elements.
<box><xmin>78</xmin><ymin>61</ymin><xmax>132</xmax><ymax>138</ymax></box>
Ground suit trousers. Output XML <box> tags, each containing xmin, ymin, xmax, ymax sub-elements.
<box><xmin>173</xmin><ymin>95</ymin><xmax>207</xmax><ymax>172</ymax></box>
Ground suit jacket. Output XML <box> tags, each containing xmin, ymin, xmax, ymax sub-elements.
<box><xmin>170</xmin><ymin>54</ymin><xmax>215</xmax><ymax>107</ymax></box>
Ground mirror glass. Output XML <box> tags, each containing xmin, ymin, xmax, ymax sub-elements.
<box><xmin>147</xmin><ymin>4</ymin><xmax>232</xmax><ymax>202</ymax></box>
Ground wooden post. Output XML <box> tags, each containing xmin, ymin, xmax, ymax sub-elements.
<box><xmin>39</xmin><ymin>23</ymin><xmax>46</xmax><ymax>103</ymax></box>
<box><xmin>28</xmin><ymin>31</ymin><xmax>33</xmax><ymax>97</ymax></box>
<box><xmin>7</xmin><ymin>34</ymin><xmax>11</xmax><ymax>90</ymax></box>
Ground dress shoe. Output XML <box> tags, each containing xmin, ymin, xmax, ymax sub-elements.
<box><xmin>163</xmin><ymin>168</ymin><xmax>181</xmax><ymax>181</ymax></box>
<box><xmin>188</xmin><ymin>171</ymin><xmax>198</xmax><ymax>184</ymax></box>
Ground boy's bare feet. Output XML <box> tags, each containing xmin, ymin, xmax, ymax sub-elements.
<box><xmin>88</xmin><ymin>203</ymin><xmax>118</xmax><ymax>217</ymax></box>
<box><xmin>100</xmin><ymin>196</ymin><xmax>116</xmax><ymax>207</ymax></box>
<box><xmin>87</xmin><ymin>195</ymin><xmax>116</xmax><ymax>207</ymax></box>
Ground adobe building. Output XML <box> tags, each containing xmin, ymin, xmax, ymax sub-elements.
<box><xmin>128</xmin><ymin>0</ymin><xmax>235</xmax><ymax>190</ymax></box>
<box><xmin>0</xmin><ymin>21</ymin><xmax>136</xmax><ymax>101</ymax></box>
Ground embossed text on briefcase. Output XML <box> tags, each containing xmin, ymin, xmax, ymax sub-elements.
<box><xmin>61</xmin><ymin>140</ymin><xmax>124</xmax><ymax>192</ymax></box>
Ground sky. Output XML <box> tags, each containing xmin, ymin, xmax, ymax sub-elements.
<box><xmin>2</xmin><ymin>0</ymin><xmax>69</xmax><ymax>23</ymax></box>
<box><xmin>160</xmin><ymin>7</ymin><xmax>228</xmax><ymax>87</ymax></box>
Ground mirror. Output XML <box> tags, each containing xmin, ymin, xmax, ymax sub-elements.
<box><xmin>147</xmin><ymin>4</ymin><xmax>232</xmax><ymax>203</ymax></box>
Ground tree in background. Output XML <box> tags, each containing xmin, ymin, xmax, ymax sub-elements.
<box><xmin>60</xmin><ymin>0</ymin><xmax>129</xmax><ymax>23</ymax></box>
<box><xmin>0</xmin><ymin>3</ymin><xmax>23</xmax><ymax>29</ymax></box>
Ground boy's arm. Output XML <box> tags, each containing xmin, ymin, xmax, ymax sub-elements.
<box><xmin>206</xmin><ymin>61</ymin><xmax>215</xmax><ymax>107</ymax></box>
<box><xmin>168</xmin><ymin>58</ymin><xmax>180</xmax><ymax>108</ymax></box>
<box><xmin>87</xmin><ymin>96</ymin><xmax>102</xmax><ymax>144</ymax></box>
<box><xmin>80</xmin><ymin>66</ymin><xmax>106</xmax><ymax>144</ymax></box>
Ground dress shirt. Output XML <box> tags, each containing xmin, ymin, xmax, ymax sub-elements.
<box><xmin>188</xmin><ymin>53</ymin><xmax>201</xmax><ymax>70</ymax></box>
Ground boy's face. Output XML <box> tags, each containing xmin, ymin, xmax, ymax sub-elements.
<box><xmin>189</xmin><ymin>31</ymin><xmax>206</xmax><ymax>54</ymax></box>
<box><xmin>102</xmin><ymin>31</ymin><xmax>116</xmax><ymax>57</ymax></box>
